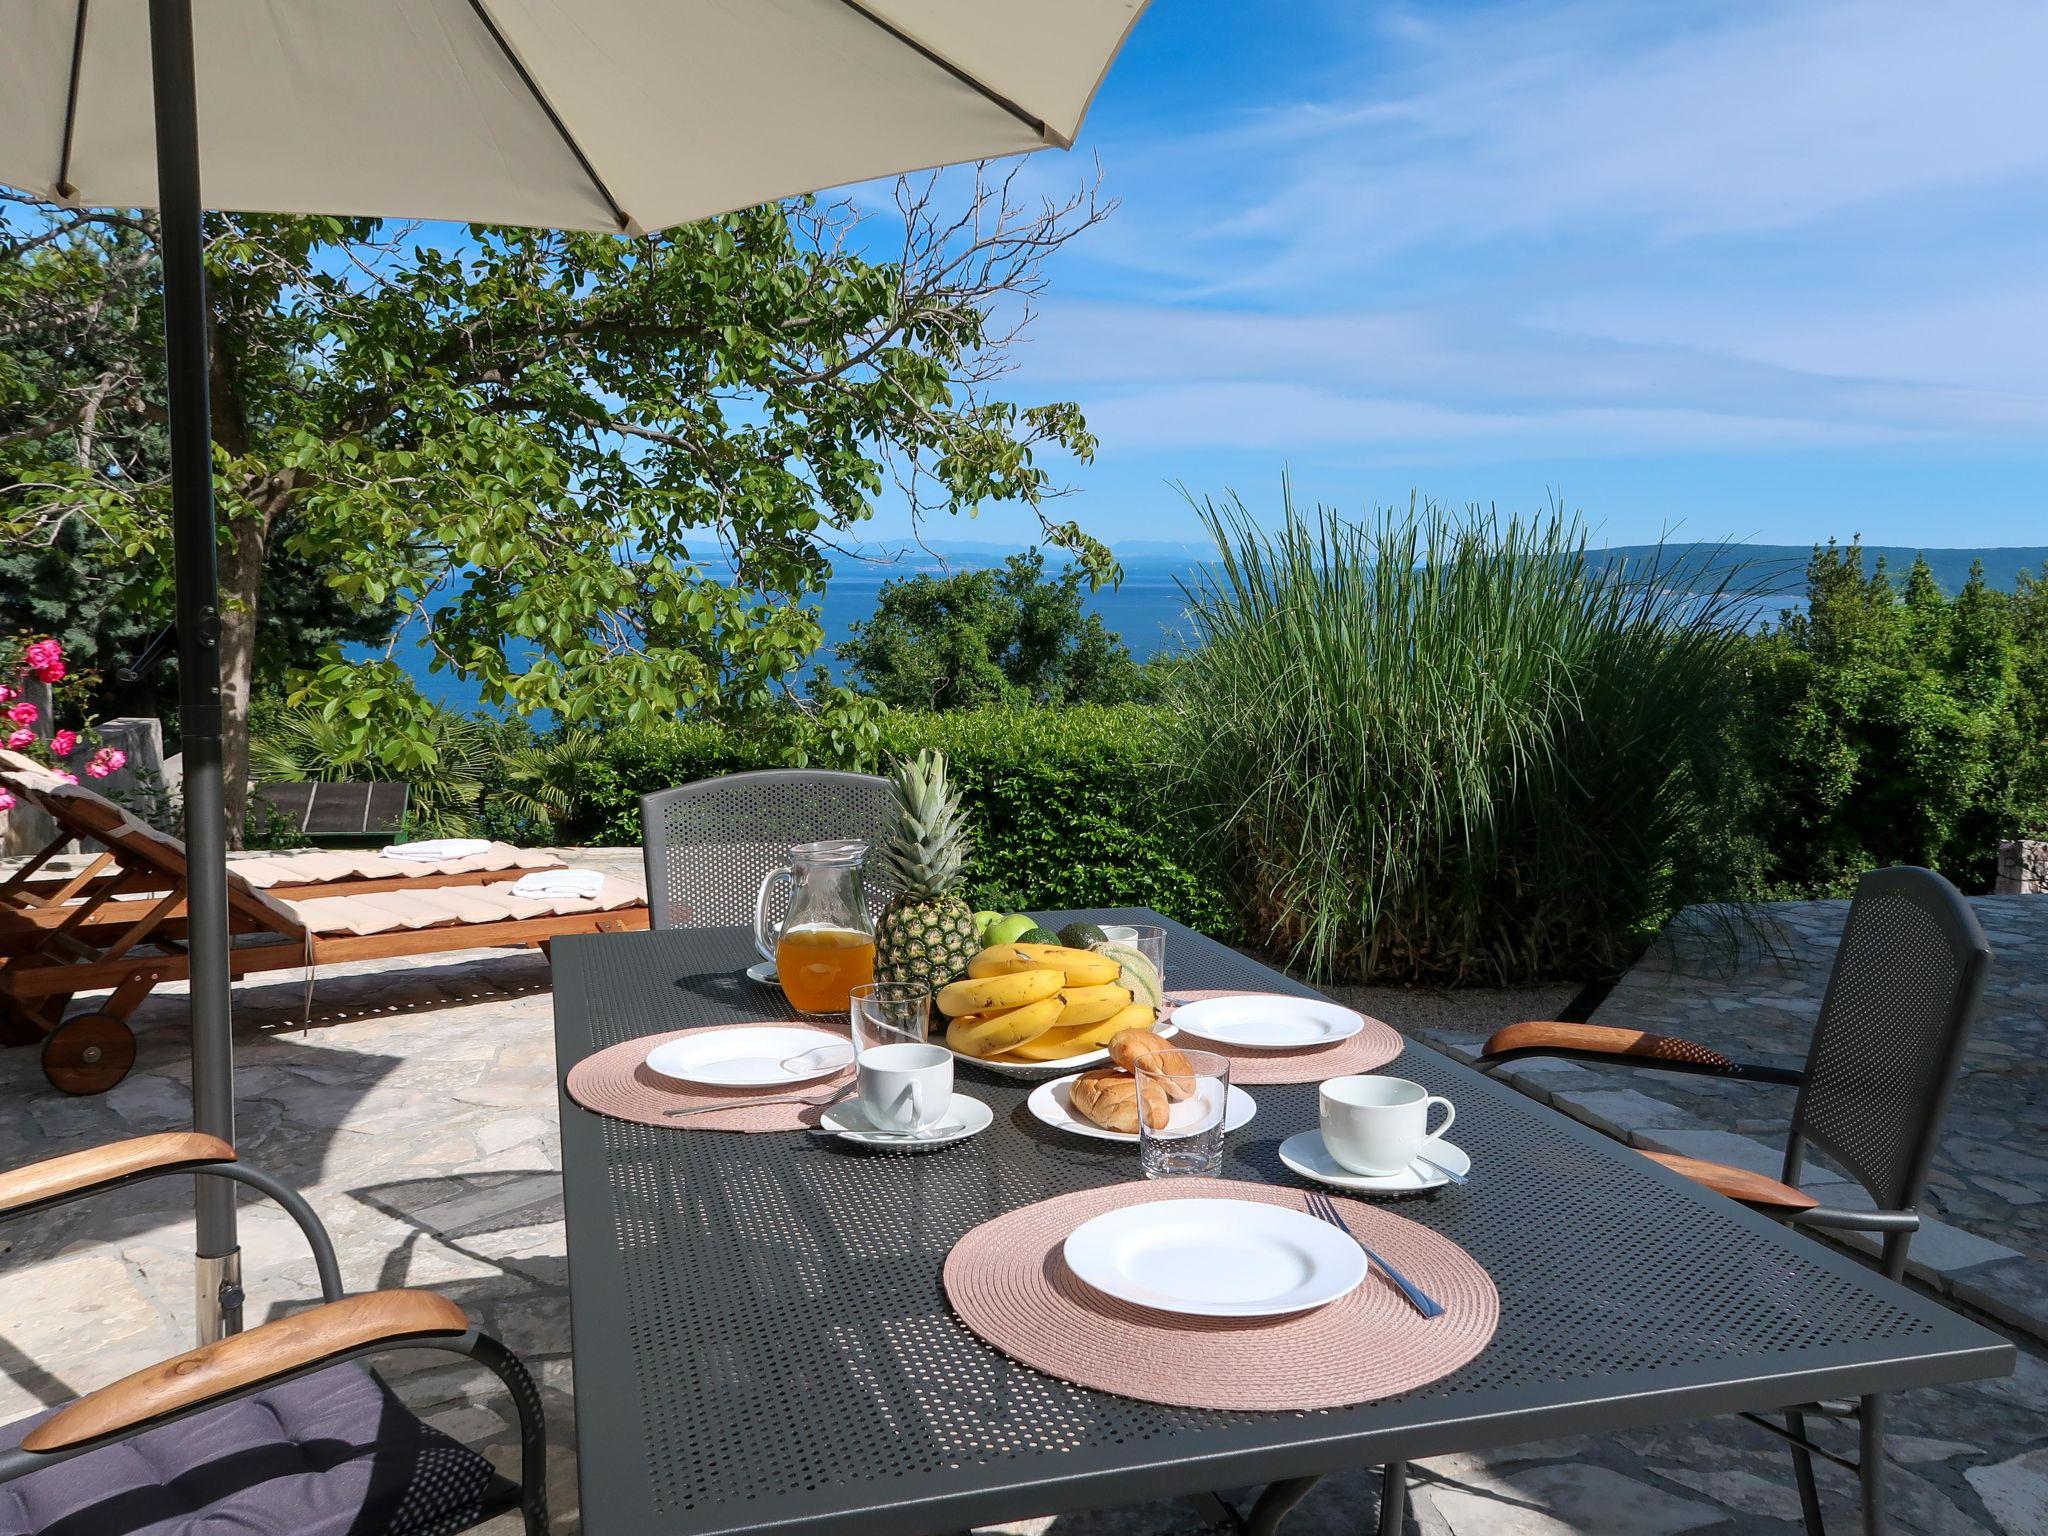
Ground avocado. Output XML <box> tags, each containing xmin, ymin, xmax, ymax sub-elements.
<box><xmin>1020</xmin><ymin>925</ymin><xmax>1063</xmax><ymax>947</ymax></box>
<box><xmin>1058</xmin><ymin>921</ymin><xmax>1110</xmax><ymax>950</ymax></box>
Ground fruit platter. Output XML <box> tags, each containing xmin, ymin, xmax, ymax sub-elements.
<box><xmin>934</xmin><ymin>915</ymin><xmax>1173</xmax><ymax>1077</ymax></box>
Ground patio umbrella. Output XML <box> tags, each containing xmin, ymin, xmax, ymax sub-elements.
<box><xmin>0</xmin><ymin>0</ymin><xmax>1145</xmax><ymax>1343</ymax></box>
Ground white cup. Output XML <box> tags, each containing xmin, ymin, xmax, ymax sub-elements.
<box><xmin>1319</xmin><ymin>1075</ymin><xmax>1455</xmax><ymax>1176</ymax></box>
<box><xmin>857</xmin><ymin>1041</ymin><xmax>952</xmax><ymax>1133</ymax></box>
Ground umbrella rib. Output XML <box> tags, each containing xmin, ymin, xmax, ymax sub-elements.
<box><xmin>55</xmin><ymin>0</ymin><xmax>89</xmax><ymax>198</ymax></box>
<box><xmin>466</xmin><ymin>0</ymin><xmax>632</xmax><ymax>232</ymax></box>
<box><xmin>830</xmin><ymin>0</ymin><xmax>1056</xmax><ymax>146</ymax></box>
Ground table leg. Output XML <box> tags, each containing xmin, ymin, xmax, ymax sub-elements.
<box><xmin>1244</xmin><ymin>1475</ymin><xmax>1320</xmax><ymax>1536</ymax></box>
<box><xmin>1378</xmin><ymin>1463</ymin><xmax>1407</xmax><ymax>1536</ymax></box>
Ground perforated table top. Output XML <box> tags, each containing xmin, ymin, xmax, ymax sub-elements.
<box><xmin>553</xmin><ymin>911</ymin><xmax>2012</xmax><ymax>1536</ymax></box>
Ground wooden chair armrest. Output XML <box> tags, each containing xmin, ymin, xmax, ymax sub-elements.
<box><xmin>19</xmin><ymin>1290</ymin><xmax>471</xmax><ymax>1453</ymax></box>
<box><xmin>1641</xmin><ymin>1150</ymin><xmax>1818</xmax><ymax>1210</ymax></box>
<box><xmin>0</xmin><ymin>1133</ymin><xmax>236</xmax><ymax>1217</ymax></box>
<box><xmin>1481</xmin><ymin>1020</ymin><xmax>1737</xmax><ymax>1071</ymax></box>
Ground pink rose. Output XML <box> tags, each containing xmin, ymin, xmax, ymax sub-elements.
<box><xmin>0</xmin><ymin>684</ymin><xmax>14</xmax><ymax>703</ymax></box>
<box><xmin>0</xmin><ymin>787</ymin><xmax>14</xmax><ymax>813</ymax></box>
<box><xmin>6</xmin><ymin>701</ymin><xmax>36</xmax><ymax>727</ymax></box>
<box><xmin>50</xmin><ymin>729</ymin><xmax>78</xmax><ymax>757</ymax></box>
<box><xmin>86</xmin><ymin>747</ymin><xmax>127</xmax><ymax>779</ymax></box>
<box><xmin>23</xmin><ymin>638</ymin><xmax>65</xmax><ymax>683</ymax></box>
<box><xmin>53</xmin><ymin>770</ymin><xmax>77</xmax><ymax>786</ymax></box>
<box><xmin>4</xmin><ymin>728</ymin><xmax>33</xmax><ymax>750</ymax></box>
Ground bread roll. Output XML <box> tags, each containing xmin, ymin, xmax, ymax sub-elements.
<box><xmin>1107</xmin><ymin>1029</ymin><xmax>1196</xmax><ymax>1100</ymax></box>
<box><xmin>1068</xmin><ymin>1068</ymin><xmax>1169</xmax><ymax>1133</ymax></box>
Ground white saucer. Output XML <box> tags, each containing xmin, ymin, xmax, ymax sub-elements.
<box><xmin>1171</xmin><ymin>993</ymin><xmax>1364</xmax><ymax>1050</ymax></box>
<box><xmin>953</xmin><ymin>1019</ymin><xmax>1182</xmax><ymax>1078</ymax></box>
<box><xmin>819</xmin><ymin>1092</ymin><xmax>992</xmax><ymax>1149</ymax></box>
<box><xmin>744</xmin><ymin>960</ymin><xmax>777</xmax><ymax>985</ymax></box>
<box><xmin>1062</xmin><ymin>1197</ymin><xmax>1367</xmax><ymax>1318</ymax></box>
<box><xmin>1027</xmin><ymin>1073</ymin><xmax>1257</xmax><ymax>1143</ymax></box>
<box><xmin>1278</xmin><ymin>1129</ymin><xmax>1471</xmax><ymax>1193</ymax></box>
<box><xmin>645</xmin><ymin>1026</ymin><xmax>851</xmax><ymax>1088</ymax></box>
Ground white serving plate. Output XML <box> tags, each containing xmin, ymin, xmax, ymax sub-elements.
<box><xmin>950</xmin><ymin>1019</ymin><xmax>1181</xmax><ymax>1078</ymax></box>
<box><xmin>1027</xmin><ymin>1073</ymin><xmax>1256</xmax><ymax>1143</ymax></box>
<box><xmin>819</xmin><ymin>1092</ymin><xmax>992</xmax><ymax>1149</ymax></box>
<box><xmin>645</xmin><ymin>1026</ymin><xmax>851</xmax><ymax>1088</ymax></box>
<box><xmin>1278</xmin><ymin>1130</ymin><xmax>1471</xmax><ymax>1194</ymax></box>
<box><xmin>1170</xmin><ymin>993</ymin><xmax>1364</xmax><ymax>1050</ymax></box>
<box><xmin>1062</xmin><ymin>1197</ymin><xmax>1367</xmax><ymax>1318</ymax></box>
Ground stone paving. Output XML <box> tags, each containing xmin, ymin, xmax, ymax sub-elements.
<box><xmin>0</xmin><ymin>853</ymin><xmax>2041</xmax><ymax>1534</ymax></box>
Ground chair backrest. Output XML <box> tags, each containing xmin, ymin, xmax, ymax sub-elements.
<box><xmin>639</xmin><ymin>770</ymin><xmax>894</xmax><ymax>931</ymax></box>
<box><xmin>1791</xmin><ymin>865</ymin><xmax>1992</xmax><ymax>1214</ymax></box>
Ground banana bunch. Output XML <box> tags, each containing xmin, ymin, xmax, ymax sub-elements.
<box><xmin>938</xmin><ymin>943</ymin><xmax>1156</xmax><ymax>1062</ymax></box>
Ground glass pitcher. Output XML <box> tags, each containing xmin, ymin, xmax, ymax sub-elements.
<box><xmin>754</xmin><ymin>840</ymin><xmax>876</xmax><ymax>1014</ymax></box>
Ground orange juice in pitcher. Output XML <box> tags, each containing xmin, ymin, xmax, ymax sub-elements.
<box><xmin>754</xmin><ymin>841</ymin><xmax>876</xmax><ymax>1014</ymax></box>
<box><xmin>774</xmin><ymin>926</ymin><xmax>877</xmax><ymax>1014</ymax></box>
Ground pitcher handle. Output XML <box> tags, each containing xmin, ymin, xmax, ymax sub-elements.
<box><xmin>753</xmin><ymin>865</ymin><xmax>793</xmax><ymax>962</ymax></box>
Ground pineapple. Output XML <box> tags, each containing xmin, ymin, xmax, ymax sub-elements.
<box><xmin>872</xmin><ymin>750</ymin><xmax>982</xmax><ymax>991</ymax></box>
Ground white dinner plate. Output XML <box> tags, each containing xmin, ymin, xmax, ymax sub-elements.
<box><xmin>1027</xmin><ymin>1073</ymin><xmax>1257</xmax><ymax>1143</ymax></box>
<box><xmin>1278</xmin><ymin>1130</ymin><xmax>1471</xmax><ymax>1194</ymax></box>
<box><xmin>951</xmin><ymin>1019</ymin><xmax>1181</xmax><ymax>1078</ymax></box>
<box><xmin>1062</xmin><ymin>1197</ymin><xmax>1367</xmax><ymax>1318</ymax></box>
<box><xmin>645</xmin><ymin>1027</ymin><xmax>851</xmax><ymax>1088</ymax></box>
<box><xmin>1170</xmin><ymin>993</ymin><xmax>1365</xmax><ymax>1050</ymax></box>
<box><xmin>819</xmin><ymin>1092</ymin><xmax>992</xmax><ymax>1149</ymax></box>
<box><xmin>744</xmin><ymin>960</ymin><xmax>777</xmax><ymax>985</ymax></box>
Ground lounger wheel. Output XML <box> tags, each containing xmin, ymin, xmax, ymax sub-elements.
<box><xmin>42</xmin><ymin>1013</ymin><xmax>138</xmax><ymax>1096</ymax></box>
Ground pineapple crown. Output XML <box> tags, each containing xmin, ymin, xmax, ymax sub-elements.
<box><xmin>878</xmin><ymin>749</ymin><xmax>969</xmax><ymax>900</ymax></box>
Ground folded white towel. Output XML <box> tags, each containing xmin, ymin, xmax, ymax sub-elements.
<box><xmin>380</xmin><ymin>838</ymin><xmax>494</xmax><ymax>861</ymax></box>
<box><xmin>510</xmin><ymin>869</ymin><xmax>605</xmax><ymax>901</ymax></box>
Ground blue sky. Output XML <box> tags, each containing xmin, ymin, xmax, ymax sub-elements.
<box><xmin>900</xmin><ymin>0</ymin><xmax>2048</xmax><ymax>551</ymax></box>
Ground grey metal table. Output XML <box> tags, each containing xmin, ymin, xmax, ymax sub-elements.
<box><xmin>552</xmin><ymin>910</ymin><xmax>2013</xmax><ymax>1536</ymax></box>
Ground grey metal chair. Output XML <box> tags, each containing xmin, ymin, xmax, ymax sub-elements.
<box><xmin>639</xmin><ymin>769</ymin><xmax>894</xmax><ymax>932</ymax></box>
<box><xmin>0</xmin><ymin>1133</ymin><xmax>546</xmax><ymax>1535</ymax></box>
<box><xmin>1480</xmin><ymin>865</ymin><xmax>1993</xmax><ymax>1536</ymax></box>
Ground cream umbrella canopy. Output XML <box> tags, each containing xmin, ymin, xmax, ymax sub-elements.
<box><xmin>0</xmin><ymin>0</ymin><xmax>1145</xmax><ymax>1344</ymax></box>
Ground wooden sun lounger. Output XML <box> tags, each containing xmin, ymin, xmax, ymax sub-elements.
<box><xmin>1</xmin><ymin>764</ymin><xmax>646</xmax><ymax>1094</ymax></box>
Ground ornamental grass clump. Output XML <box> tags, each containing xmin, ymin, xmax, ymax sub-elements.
<box><xmin>1169</xmin><ymin>487</ymin><xmax>1758</xmax><ymax>986</ymax></box>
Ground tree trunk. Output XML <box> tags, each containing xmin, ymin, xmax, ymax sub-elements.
<box><xmin>216</xmin><ymin>506</ymin><xmax>267</xmax><ymax>850</ymax></box>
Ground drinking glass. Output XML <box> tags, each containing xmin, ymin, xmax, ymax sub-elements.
<box><xmin>1094</xmin><ymin>923</ymin><xmax>1167</xmax><ymax>988</ymax></box>
<box><xmin>849</xmin><ymin>981</ymin><xmax>931</xmax><ymax>1057</ymax></box>
<box><xmin>1136</xmin><ymin>1048</ymin><xmax>1230</xmax><ymax>1178</ymax></box>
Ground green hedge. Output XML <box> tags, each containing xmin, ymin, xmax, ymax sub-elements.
<box><xmin>566</xmin><ymin>706</ymin><xmax>1239</xmax><ymax>939</ymax></box>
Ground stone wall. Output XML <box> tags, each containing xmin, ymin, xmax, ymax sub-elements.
<box><xmin>1997</xmin><ymin>839</ymin><xmax>2048</xmax><ymax>894</ymax></box>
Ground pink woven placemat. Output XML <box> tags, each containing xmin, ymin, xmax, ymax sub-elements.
<box><xmin>565</xmin><ymin>1022</ymin><xmax>851</xmax><ymax>1133</ymax></box>
<box><xmin>1163</xmin><ymin>990</ymin><xmax>1403</xmax><ymax>1084</ymax></box>
<box><xmin>944</xmin><ymin>1177</ymin><xmax>1497</xmax><ymax>1410</ymax></box>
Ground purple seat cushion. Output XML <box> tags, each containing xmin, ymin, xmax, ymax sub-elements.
<box><xmin>0</xmin><ymin>1363</ymin><xmax>514</xmax><ymax>1536</ymax></box>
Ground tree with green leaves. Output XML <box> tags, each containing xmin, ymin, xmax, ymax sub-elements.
<box><xmin>1746</xmin><ymin>542</ymin><xmax>2047</xmax><ymax>892</ymax></box>
<box><xmin>837</xmin><ymin>548</ymin><xmax>1141</xmax><ymax>709</ymax></box>
<box><xmin>2</xmin><ymin>168</ymin><xmax>1110</xmax><ymax>842</ymax></box>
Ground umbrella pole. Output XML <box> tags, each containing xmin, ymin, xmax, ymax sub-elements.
<box><xmin>147</xmin><ymin>0</ymin><xmax>241</xmax><ymax>1345</ymax></box>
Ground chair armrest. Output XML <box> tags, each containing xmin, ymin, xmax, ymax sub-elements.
<box><xmin>0</xmin><ymin>1133</ymin><xmax>235</xmax><ymax>1217</ymax></box>
<box><xmin>18</xmin><ymin>1290</ymin><xmax>470</xmax><ymax>1454</ymax></box>
<box><xmin>1641</xmin><ymin>1150</ymin><xmax>1819</xmax><ymax>1210</ymax></box>
<box><xmin>1481</xmin><ymin>1022</ymin><xmax>1803</xmax><ymax>1084</ymax></box>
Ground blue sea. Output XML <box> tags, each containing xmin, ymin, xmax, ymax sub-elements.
<box><xmin>373</xmin><ymin>571</ymin><xmax>1205</xmax><ymax>717</ymax></box>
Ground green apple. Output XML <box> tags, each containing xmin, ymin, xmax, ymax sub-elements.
<box><xmin>971</xmin><ymin>910</ymin><xmax>1003</xmax><ymax>942</ymax></box>
<box><xmin>984</xmin><ymin>913</ymin><xmax>1038</xmax><ymax>946</ymax></box>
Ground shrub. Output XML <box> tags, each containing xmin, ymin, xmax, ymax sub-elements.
<box><xmin>1166</xmin><ymin>488</ymin><xmax>1760</xmax><ymax>986</ymax></box>
<box><xmin>567</xmin><ymin>705</ymin><xmax>1237</xmax><ymax>937</ymax></box>
<box><xmin>1745</xmin><ymin>545</ymin><xmax>2048</xmax><ymax>893</ymax></box>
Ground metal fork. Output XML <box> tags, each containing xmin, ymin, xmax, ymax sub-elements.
<box><xmin>665</xmin><ymin>1079</ymin><xmax>856</xmax><ymax>1118</ymax></box>
<box><xmin>1303</xmin><ymin>1189</ymin><xmax>1446</xmax><ymax>1319</ymax></box>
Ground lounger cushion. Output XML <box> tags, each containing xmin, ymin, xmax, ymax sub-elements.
<box><xmin>288</xmin><ymin>873</ymin><xmax>645</xmax><ymax>937</ymax></box>
<box><xmin>0</xmin><ymin>1362</ymin><xmax>513</xmax><ymax>1535</ymax></box>
<box><xmin>229</xmin><ymin>844</ymin><xmax>560</xmax><ymax>889</ymax></box>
